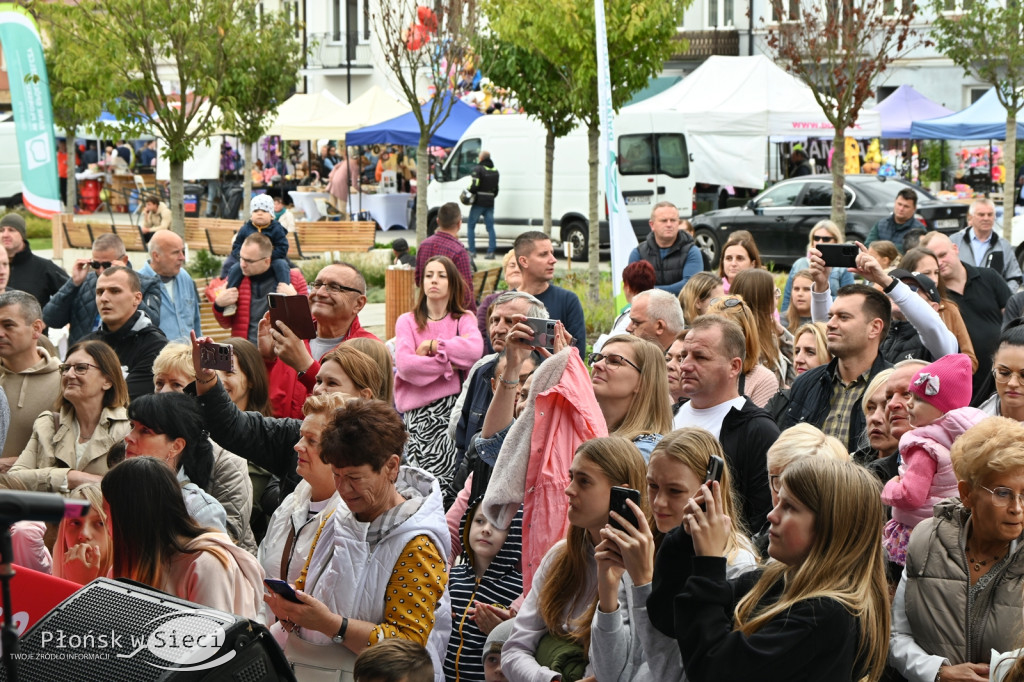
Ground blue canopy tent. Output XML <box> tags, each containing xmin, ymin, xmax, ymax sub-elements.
<box><xmin>871</xmin><ymin>85</ymin><xmax>953</xmax><ymax>138</ymax></box>
<box><xmin>345</xmin><ymin>93</ymin><xmax>482</xmax><ymax>147</ymax></box>
<box><xmin>910</xmin><ymin>88</ymin><xmax>1024</xmax><ymax>140</ymax></box>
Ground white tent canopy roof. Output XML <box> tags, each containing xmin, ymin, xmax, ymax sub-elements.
<box><xmin>626</xmin><ymin>55</ymin><xmax>880</xmax><ymax>187</ymax></box>
<box><xmin>265</xmin><ymin>90</ymin><xmax>348</xmax><ymax>139</ymax></box>
<box><xmin>329</xmin><ymin>85</ymin><xmax>410</xmax><ymax>136</ymax></box>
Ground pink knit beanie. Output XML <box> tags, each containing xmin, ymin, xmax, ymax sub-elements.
<box><xmin>908</xmin><ymin>353</ymin><xmax>973</xmax><ymax>414</ymax></box>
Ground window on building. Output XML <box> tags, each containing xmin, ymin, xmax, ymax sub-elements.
<box><xmin>882</xmin><ymin>0</ymin><xmax>913</xmax><ymax>14</ymax></box>
<box><xmin>771</xmin><ymin>0</ymin><xmax>800</xmax><ymax>22</ymax></box>
<box><xmin>332</xmin><ymin>0</ymin><xmax>368</xmax><ymax>45</ymax></box>
<box><xmin>941</xmin><ymin>0</ymin><xmax>976</xmax><ymax>11</ymax></box>
<box><xmin>708</xmin><ymin>0</ymin><xmax>719</xmax><ymax>27</ymax></box>
<box><xmin>723</xmin><ymin>0</ymin><xmax>734</xmax><ymax>25</ymax></box>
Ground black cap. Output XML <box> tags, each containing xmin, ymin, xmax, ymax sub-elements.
<box><xmin>889</xmin><ymin>268</ymin><xmax>940</xmax><ymax>304</ymax></box>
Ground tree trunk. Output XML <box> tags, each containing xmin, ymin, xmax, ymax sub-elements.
<box><xmin>65</xmin><ymin>128</ymin><xmax>77</xmax><ymax>213</ymax></box>
<box><xmin>587</xmin><ymin>122</ymin><xmax>600</xmax><ymax>302</ymax></box>
<box><xmin>169</xmin><ymin>161</ymin><xmax>185</xmax><ymax>237</ymax></box>
<box><xmin>416</xmin><ymin>134</ymin><xmax>430</xmax><ymax>243</ymax></box>
<box><xmin>543</xmin><ymin>127</ymin><xmax>554</xmax><ymax>238</ymax></box>
<box><xmin>243</xmin><ymin>141</ymin><xmax>255</xmax><ymax>218</ymax></box>
<box><xmin>1004</xmin><ymin>114</ymin><xmax>1017</xmax><ymax>242</ymax></box>
<box><xmin>830</xmin><ymin>131</ymin><xmax>848</xmax><ymax>235</ymax></box>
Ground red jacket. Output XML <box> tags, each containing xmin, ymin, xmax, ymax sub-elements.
<box><xmin>210</xmin><ymin>269</ymin><xmax>309</xmax><ymax>340</ymax></box>
<box><xmin>266</xmin><ymin>316</ymin><xmax>380</xmax><ymax>418</ymax></box>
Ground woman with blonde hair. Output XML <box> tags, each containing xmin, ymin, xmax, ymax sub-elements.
<box><xmin>650</xmin><ymin>456</ymin><xmax>889</xmax><ymax>681</ymax></box>
<box><xmin>679</xmin><ymin>271</ymin><xmax>725</xmax><ymax>325</ymax></box>
<box><xmin>730</xmin><ymin>268</ymin><xmax>790</xmax><ymax>384</ymax></box>
<box><xmin>344</xmin><ymin>337</ymin><xmax>394</xmax><ymax>405</ymax></box>
<box><xmin>718</xmin><ymin>234</ymin><xmax>762</xmax><ymax>293</ymax></box>
<box><xmin>52</xmin><ymin>483</ymin><xmax>113</xmax><ymax>585</ymax></box>
<box><xmin>502</xmin><ymin>436</ymin><xmax>651</xmax><ymax>682</ymax></box>
<box><xmin>589</xmin><ymin>335</ymin><xmax>673</xmax><ymax>459</ymax></box>
<box><xmin>707</xmin><ymin>295</ymin><xmax>780</xmax><ymax>408</ymax></box>
<box><xmin>591</xmin><ymin>427</ymin><xmax>759</xmax><ymax>681</ymax></box>
<box><xmin>781</xmin><ymin>220</ymin><xmax>854</xmax><ymax>311</ymax></box>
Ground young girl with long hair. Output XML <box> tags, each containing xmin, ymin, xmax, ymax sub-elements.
<box><xmin>718</xmin><ymin>234</ymin><xmax>761</xmax><ymax>293</ymax></box>
<box><xmin>590</xmin><ymin>428</ymin><xmax>759</xmax><ymax>682</ymax></box>
<box><xmin>501</xmin><ymin>436</ymin><xmax>650</xmax><ymax>682</ymax></box>
<box><xmin>706</xmin><ymin>295</ymin><xmax>780</xmax><ymax>407</ymax></box>
<box><xmin>679</xmin><ymin>271</ymin><xmax>725</xmax><ymax>325</ymax></box>
<box><xmin>102</xmin><ymin>456</ymin><xmax>265</xmax><ymax>619</ymax></box>
<box><xmin>730</xmin><ymin>268</ymin><xmax>789</xmax><ymax>384</ymax></box>
<box><xmin>648</xmin><ymin>456</ymin><xmax>889</xmax><ymax>681</ymax></box>
<box><xmin>785</xmin><ymin>270</ymin><xmax>815</xmax><ymax>334</ymax></box>
<box><xmin>52</xmin><ymin>483</ymin><xmax>113</xmax><ymax>585</ymax></box>
<box><xmin>394</xmin><ymin>256</ymin><xmax>483</xmax><ymax>487</ymax></box>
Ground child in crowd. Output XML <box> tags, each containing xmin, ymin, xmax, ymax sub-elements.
<box><xmin>221</xmin><ymin>194</ymin><xmax>291</xmax><ymax>313</ymax></box>
<box><xmin>443</xmin><ymin>502</ymin><xmax>523</xmax><ymax>682</ymax></box>
<box><xmin>353</xmin><ymin>638</ymin><xmax>435</xmax><ymax>682</ymax></box>
<box><xmin>881</xmin><ymin>353</ymin><xmax>987</xmax><ymax>565</ymax></box>
<box><xmin>272</xmin><ymin>195</ymin><xmax>295</xmax><ymax>233</ymax></box>
<box><xmin>481</xmin><ymin>619</ymin><xmax>515</xmax><ymax>682</ymax></box>
<box><xmin>52</xmin><ymin>483</ymin><xmax>113</xmax><ymax>585</ymax></box>
<box><xmin>867</xmin><ymin>240</ymin><xmax>899</xmax><ymax>270</ymax></box>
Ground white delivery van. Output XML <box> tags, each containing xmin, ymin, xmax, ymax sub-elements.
<box><xmin>427</xmin><ymin>112</ymin><xmax>695</xmax><ymax>259</ymax></box>
<box><xmin>0</xmin><ymin>116</ymin><xmax>23</xmax><ymax>205</ymax></box>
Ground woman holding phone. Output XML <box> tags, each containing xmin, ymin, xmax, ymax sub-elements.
<box><xmin>589</xmin><ymin>428</ymin><xmax>758</xmax><ymax>682</ymax></box>
<box><xmin>501</xmin><ymin>436</ymin><xmax>649</xmax><ymax>682</ymax></box>
<box><xmin>647</xmin><ymin>456</ymin><xmax>888</xmax><ymax>681</ymax></box>
<box><xmin>394</xmin><ymin>255</ymin><xmax>483</xmax><ymax>488</ymax></box>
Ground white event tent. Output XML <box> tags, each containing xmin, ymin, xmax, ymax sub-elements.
<box><xmin>626</xmin><ymin>55</ymin><xmax>881</xmax><ymax>188</ymax></box>
<box><xmin>265</xmin><ymin>90</ymin><xmax>348</xmax><ymax>139</ymax></box>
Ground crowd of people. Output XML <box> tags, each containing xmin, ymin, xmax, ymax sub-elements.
<box><xmin>3</xmin><ymin>192</ymin><xmax>1024</xmax><ymax>682</ymax></box>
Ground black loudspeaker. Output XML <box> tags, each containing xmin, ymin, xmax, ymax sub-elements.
<box><xmin>2</xmin><ymin>577</ymin><xmax>295</xmax><ymax>681</ymax></box>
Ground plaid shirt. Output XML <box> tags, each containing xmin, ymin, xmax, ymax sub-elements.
<box><xmin>415</xmin><ymin>231</ymin><xmax>476</xmax><ymax>311</ymax></box>
<box><xmin>821</xmin><ymin>363</ymin><xmax>871</xmax><ymax>449</ymax></box>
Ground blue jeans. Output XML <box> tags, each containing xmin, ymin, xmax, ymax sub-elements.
<box><xmin>467</xmin><ymin>205</ymin><xmax>495</xmax><ymax>254</ymax></box>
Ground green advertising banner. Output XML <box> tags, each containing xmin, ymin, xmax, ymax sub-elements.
<box><xmin>0</xmin><ymin>3</ymin><xmax>60</xmax><ymax>217</ymax></box>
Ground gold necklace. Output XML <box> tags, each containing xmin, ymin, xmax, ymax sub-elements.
<box><xmin>965</xmin><ymin>542</ymin><xmax>1008</xmax><ymax>572</ymax></box>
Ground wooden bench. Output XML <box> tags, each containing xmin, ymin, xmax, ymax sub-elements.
<box><xmin>55</xmin><ymin>214</ymin><xmax>92</xmax><ymax>250</ymax></box>
<box><xmin>290</xmin><ymin>221</ymin><xmax>377</xmax><ymax>260</ymax></box>
<box><xmin>193</xmin><ymin>277</ymin><xmax>233</xmax><ymax>342</ymax></box>
<box><xmin>112</xmin><ymin>225</ymin><xmax>147</xmax><ymax>252</ymax></box>
<box><xmin>471</xmin><ymin>267</ymin><xmax>502</xmax><ymax>303</ymax></box>
<box><xmin>183</xmin><ymin>218</ymin><xmax>238</xmax><ymax>257</ymax></box>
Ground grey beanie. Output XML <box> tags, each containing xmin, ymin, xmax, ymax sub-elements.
<box><xmin>481</xmin><ymin>618</ymin><xmax>516</xmax><ymax>664</ymax></box>
<box><xmin>0</xmin><ymin>214</ymin><xmax>27</xmax><ymax>239</ymax></box>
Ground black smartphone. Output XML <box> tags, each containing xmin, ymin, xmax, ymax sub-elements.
<box><xmin>263</xmin><ymin>578</ymin><xmax>302</xmax><ymax>603</ymax></box>
<box><xmin>199</xmin><ymin>342</ymin><xmax>234</xmax><ymax>372</ymax></box>
<box><xmin>268</xmin><ymin>293</ymin><xmax>317</xmax><ymax>340</ymax></box>
<box><xmin>609</xmin><ymin>486</ymin><xmax>641</xmax><ymax>531</ymax></box>
<box><xmin>700</xmin><ymin>455</ymin><xmax>725</xmax><ymax>512</ymax></box>
<box><xmin>817</xmin><ymin>243</ymin><xmax>859</xmax><ymax>268</ymax></box>
<box><xmin>523</xmin><ymin>317</ymin><xmax>557</xmax><ymax>352</ymax></box>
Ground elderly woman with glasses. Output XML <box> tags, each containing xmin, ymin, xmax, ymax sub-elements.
<box><xmin>780</xmin><ymin>220</ymin><xmax>854</xmax><ymax>313</ymax></box>
<box><xmin>9</xmin><ymin>340</ymin><xmax>131</xmax><ymax>492</ymax></box>
<box><xmin>890</xmin><ymin>416</ymin><xmax>1024</xmax><ymax>682</ymax></box>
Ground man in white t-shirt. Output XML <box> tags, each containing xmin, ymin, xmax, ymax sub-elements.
<box><xmin>674</xmin><ymin>314</ymin><xmax>778</xmax><ymax>531</ymax></box>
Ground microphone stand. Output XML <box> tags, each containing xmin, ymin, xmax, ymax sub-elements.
<box><xmin>0</xmin><ymin>524</ymin><xmax>18</xmax><ymax>682</ymax></box>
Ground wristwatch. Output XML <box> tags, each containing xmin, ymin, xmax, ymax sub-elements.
<box><xmin>332</xmin><ymin>617</ymin><xmax>349</xmax><ymax>644</ymax></box>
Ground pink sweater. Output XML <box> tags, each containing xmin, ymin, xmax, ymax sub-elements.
<box><xmin>394</xmin><ymin>312</ymin><xmax>483</xmax><ymax>413</ymax></box>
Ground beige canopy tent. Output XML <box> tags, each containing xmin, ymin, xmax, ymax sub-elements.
<box><xmin>264</xmin><ymin>90</ymin><xmax>348</xmax><ymax>139</ymax></box>
<box><xmin>325</xmin><ymin>85</ymin><xmax>410</xmax><ymax>135</ymax></box>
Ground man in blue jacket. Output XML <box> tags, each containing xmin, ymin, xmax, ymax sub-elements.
<box><xmin>139</xmin><ymin>230</ymin><xmax>201</xmax><ymax>342</ymax></box>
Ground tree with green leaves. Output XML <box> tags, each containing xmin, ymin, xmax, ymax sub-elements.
<box><xmin>219</xmin><ymin>6</ymin><xmax>305</xmax><ymax>217</ymax></box>
<box><xmin>477</xmin><ymin>39</ymin><xmax>577</xmax><ymax>239</ymax></box>
<box><xmin>762</xmin><ymin>0</ymin><xmax>922</xmax><ymax>232</ymax></box>
<box><xmin>374</xmin><ymin>0</ymin><xmax>478</xmax><ymax>242</ymax></box>
<box><xmin>35</xmin><ymin>0</ymin><xmax>251</xmax><ymax>236</ymax></box>
<box><xmin>481</xmin><ymin>0</ymin><xmax>685</xmax><ymax>298</ymax></box>
<box><xmin>931</xmin><ymin>0</ymin><xmax>1024</xmax><ymax>240</ymax></box>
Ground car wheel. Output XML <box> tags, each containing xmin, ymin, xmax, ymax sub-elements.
<box><xmin>562</xmin><ymin>220</ymin><xmax>588</xmax><ymax>261</ymax></box>
<box><xmin>694</xmin><ymin>227</ymin><xmax>719</xmax><ymax>268</ymax></box>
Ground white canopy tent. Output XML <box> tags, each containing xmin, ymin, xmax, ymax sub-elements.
<box><xmin>265</xmin><ymin>90</ymin><xmax>348</xmax><ymax>139</ymax></box>
<box><xmin>626</xmin><ymin>55</ymin><xmax>881</xmax><ymax>188</ymax></box>
<box><xmin>322</xmin><ymin>85</ymin><xmax>410</xmax><ymax>136</ymax></box>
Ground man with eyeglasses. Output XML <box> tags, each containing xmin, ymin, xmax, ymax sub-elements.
<box><xmin>256</xmin><ymin>262</ymin><xmax>378</xmax><ymax>417</ymax></box>
<box><xmin>1</xmin><ymin>213</ymin><xmax>69</xmax><ymax>309</ymax></box>
<box><xmin>673</xmin><ymin>314</ymin><xmax>777</xmax><ymax>532</ymax></box>
<box><xmin>43</xmin><ymin>232</ymin><xmax>162</xmax><ymax>344</ymax></box>
<box><xmin>865</xmin><ymin>187</ymin><xmax>924</xmax><ymax>254</ymax></box>
<box><xmin>81</xmin><ymin>265</ymin><xmax>168</xmax><ymax>401</ymax></box>
<box><xmin>211</xmin><ymin>232</ymin><xmax>307</xmax><ymax>345</ymax></box>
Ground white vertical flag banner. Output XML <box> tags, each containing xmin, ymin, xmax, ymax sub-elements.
<box><xmin>594</xmin><ymin>0</ymin><xmax>637</xmax><ymax>302</ymax></box>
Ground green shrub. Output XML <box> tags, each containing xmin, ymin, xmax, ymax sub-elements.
<box><xmin>297</xmin><ymin>252</ymin><xmax>390</xmax><ymax>288</ymax></box>
<box><xmin>556</xmin><ymin>271</ymin><xmax>616</xmax><ymax>348</ymax></box>
<box><xmin>186</xmin><ymin>249</ymin><xmax>223</xmax><ymax>279</ymax></box>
